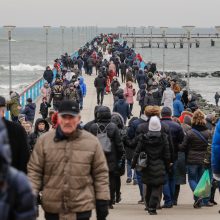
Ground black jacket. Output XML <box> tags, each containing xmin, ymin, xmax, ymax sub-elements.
<box><xmin>40</xmin><ymin>102</ymin><xmax>51</xmax><ymax>116</ymax></box>
<box><xmin>133</xmin><ymin>123</ymin><xmax>170</xmax><ymax>185</ymax></box>
<box><xmin>3</xmin><ymin>118</ymin><xmax>29</xmax><ymax>173</ymax></box>
<box><xmin>28</xmin><ymin>118</ymin><xmax>50</xmax><ymax>152</ymax></box>
<box><xmin>94</xmin><ymin>75</ymin><xmax>107</xmax><ymax>90</ymax></box>
<box><xmin>43</xmin><ymin>69</ymin><xmax>53</xmax><ymax>83</ymax></box>
<box><xmin>89</xmin><ymin>106</ymin><xmax>124</xmax><ymax>172</ymax></box>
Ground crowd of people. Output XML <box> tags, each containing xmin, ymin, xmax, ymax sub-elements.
<box><xmin>1</xmin><ymin>33</ymin><xmax>220</xmax><ymax>219</ymax></box>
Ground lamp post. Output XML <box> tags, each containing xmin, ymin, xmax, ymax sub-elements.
<box><xmin>3</xmin><ymin>25</ymin><xmax>16</xmax><ymax>92</ymax></box>
<box><xmin>160</xmin><ymin>27</ymin><xmax>168</xmax><ymax>74</ymax></box>
<box><xmin>148</xmin><ymin>26</ymin><xmax>154</xmax><ymax>62</ymax></box>
<box><xmin>183</xmin><ymin>25</ymin><xmax>195</xmax><ymax>93</ymax></box>
<box><xmin>71</xmin><ymin>27</ymin><xmax>74</xmax><ymax>52</ymax></box>
<box><xmin>60</xmin><ymin>26</ymin><xmax>65</xmax><ymax>55</ymax></box>
<box><xmin>43</xmin><ymin>26</ymin><xmax>50</xmax><ymax>67</ymax></box>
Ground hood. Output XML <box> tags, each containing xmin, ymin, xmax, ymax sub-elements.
<box><xmin>27</xmin><ymin>103</ymin><xmax>36</xmax><ymax>110</ymax></box>
<box><xmin>175</xmin><ymin>93</ymin><xmax>182</xmax><ymax>101</ymax></box>
<box><xmin>0</xmin><ymin>118</ymin><xmax>11</xmax><ymax>181</ymax></box>
<box><xmin>140</xmin><ymin>114</ymin><xmax>149</xmax><ymax>122</ymax></box>
<box><xmin>34</xmin><ymin>118</ymin><xmax>50</xmax><ymax>133</ymax></box>
<box><xmin>96</xmin><ymin>106</ymin><xmax>111</xmax><ymax>122</ymax></box>
<box><xmin>111</xmin><ymin>112</ymin><xmax>124</xmax><ymax>129</ymax></box>
<box><xmin>79</xmin><ymin>76</ymin><xmax>84</xmax><ymax>85</ymax></box>
<box><xmin>140</xmin><ymin>84</ymin><xmax>147</xmax><ymax>90</ymax></box>
<box><xmin>94</xmin><ymin>105</ymin><xmax>102</xmax><ymax>120</ymax></box>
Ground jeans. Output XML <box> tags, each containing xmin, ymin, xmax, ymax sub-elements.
<box><xmin>96</xmin><ymin>89</ymin><xmax>104</xmax><ymax>105</ymax></box>
<box><xmin>163</xmin><ymin>162</ymin><xmax>176</xmax><ymax>206</ymax></box>
<box><xmin>136</xmin><ymin>170</ymin><xmax>144</xmax><ymax>199</ymax></box>
<box><xmin>80</xmin><ymin>99</ymin><xmax>83</xmax><ymax>109</ymax></box>
<box><xmin>187</xmin><ymin>165</ymin><xmax>204</xmax><ymax>201</ymax></box>
<box><xmin>127</xmin><ymin>159</ymin><xmax>137</xmax><ymax>180</ymax></box>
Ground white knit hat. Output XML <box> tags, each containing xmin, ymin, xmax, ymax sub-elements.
<box><xmin>149</xmin><ymin>116</ymin><xmax>161</xmax><ymax>131</ymax></box>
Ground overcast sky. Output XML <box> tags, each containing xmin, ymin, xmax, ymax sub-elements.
<box><xmin>0</xmin><ymin>0</ymin><xmax>220</xmax><ymax>27</ymax></box>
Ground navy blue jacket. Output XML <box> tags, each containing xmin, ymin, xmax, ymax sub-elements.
<box><xmin>136</xmin><ymin>71</ymin><xmax>147</xmax><ymax>88</ymax></box>
<box><xmin>113</xmin><ymin>99</ymin><xmax>130</xmax><ymax>123</ymax></box>
<box><xmin>161</xmin><ymin>118</ymin><xmax>184</xmax><ymax>161</ymax></box>
<box><xmin>22</xmin><ymin>103</ymin><xmax>36</xmax><ymax>122</ymax></box>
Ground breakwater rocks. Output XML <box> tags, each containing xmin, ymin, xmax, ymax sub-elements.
<box><xmin>164</xmin><ymin>72</ymin><xmax>220</xmax><ymax>115</ymax></box>
<box><xmin>163</xmin><ymin>71</ymin><xmax>220</xmax><ymax>78</ymax></box>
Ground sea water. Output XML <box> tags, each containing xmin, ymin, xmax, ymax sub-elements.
<box><xmin>0</xmin><ymin>27</ymin><xmax>220</xmax><ymax>103</ymax></box>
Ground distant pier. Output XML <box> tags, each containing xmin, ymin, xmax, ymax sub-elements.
<box><xmin>121</xmin><ymin>33</ymin><xmax>220</xmax><ymax>48</ymax></box>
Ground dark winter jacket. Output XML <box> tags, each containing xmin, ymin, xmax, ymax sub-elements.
<box><xmin>152</xmin><ymin>88</ymin><xmax>162</xmax><ymax>106</ymax></box>
<box><xmin>180</xmin><ymin>125</ymin><xmax>210</xmax><ymax>165</ymax></box>
<box><xmin>161</xmin><ymin>118</ymin><xmax>184</xmax><ymax>161</ymax></box>
<box><xmin>136</xmin><ymin>70</ymin><xmax>147</xmax><ymax>88</ymax></box>
<box><xmin>188</xmin><ymin>96</ymin><xmax>198</xmax><ymax>113</ymax></box>
<box><xmin>94</xmin><ymin>74</ymin><xmax>107</xmax><ymax>90</ymax></box>
<box><xmin>119</xmin><ymin>62</ymin><xmax>127</xmax><ymax>74</ymax></box>
<box><xmin>43</xmin><ymin>69</ymin><xmax>53</xmax><ymax>83</ymax></box>
<box><xmin>3</xmin><ymin>118</ymin><xmax>29</xmax><ymax>173</ymax></box>
<box><xmin>110</xmin><ymin>80</ymin><xmax>120</xmax><ymax>95</ymax></box>
<box><xmin>28</xmin><ymin>118</ymin><xmax>50</xmax><ymax>152</ymax></box>
<box><xmin>89</xmin><ymin>106</ymin><xmax>124</xmax><ymax>172</ymax></box>
<box><xmin>40</xmin><ymin>102</ymin><xmax>51</xmax><ymax>117</ymax></box>
<box><xmin>0</xmin><ymin>118</ymin><xmax>36</xmax><ymax>220</ymax></box>
<box><xmin>133</xmin><ymin>122</ymin><xmax>170</xmax><ymax>185</ymax></box>
<box><xmin>21</xmin><ymin>103</ymin><xmax>36</xmax><ymax>123</ymax></box>
<box><xmin>113</xmin><ymin>99</ymin><xmax>130</xmax><ymax>123</ymax></box>
<box><xmin>144</xmin><ymin>92</ymin><xmax>155</xmax><ymax>106</ymax></box>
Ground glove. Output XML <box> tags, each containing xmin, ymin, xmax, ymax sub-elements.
<box><xmin>96</xmin><ymin>200</ymin><xmax>109</xmax><ymax>220</ymax></box>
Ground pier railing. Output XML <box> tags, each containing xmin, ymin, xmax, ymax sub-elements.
<box><xmin>5</xmin><ymin>76</ymin><xmax>45</xmax><ymax>120</ymax></box>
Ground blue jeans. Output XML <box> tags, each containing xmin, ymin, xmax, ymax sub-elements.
<box><xmin>136</xmin><ymin>170</ymin><xmax>144</xmax><ymax>199</ymax></box>
<box><xmin>127</xmin><ymin>160</ymin><xmax>137</xmax><ymax>180</ymax></box>
<box><xmin>163</xmin><ymin>162</ymin><xmax>176</xmax><ymax>206</ymax></box>
<box><xmin>187</xmin><ymin>165</ymin><xmax>205</xmax><ymax>201</ymax></box>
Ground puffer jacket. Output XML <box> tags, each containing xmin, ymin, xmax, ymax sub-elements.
<box><xmin>180</xmin><ymin>125</ymin><xmax>210</xmax><ymax>165</ymax></box>
<box><xmin>0</xmin><ymin>118</ymin><xmax>36</xmax><ymax>220</ymax></box>
<box><xmin>133</xmin><ymin>121</ymin><xmax>170</xmax><ymax>185</ymax></box>
<box><xmin>89</xmin><ymin>106</ymin><xmax>124</xmax><ymax>172</ymax></box>
<box><xmin>212</xmin><ymin>120</ymin><xmax>220</xmax><ymax>174</ymax></box>
<box><xmin>28</xmin><ymin>128</ymin><xmax>110</xmax><ymax>214</ymax></box>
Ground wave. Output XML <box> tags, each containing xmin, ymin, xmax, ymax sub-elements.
<box><xmin>0</xmin><ymin>83</ymin><xmax>29</xmax><ymax>90</ymax></box>
<box><xmin>0</xmin><ymin>63</ymin><xmax>45</xmax><ymax>72</ymax></box>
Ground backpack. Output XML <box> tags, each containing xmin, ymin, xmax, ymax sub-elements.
<box><xmin>96</xmin><ymin>123</ymin><xmax>112</xmax><ymax>153</ymax></box>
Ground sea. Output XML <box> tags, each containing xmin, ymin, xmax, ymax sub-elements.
<box><xmin>0</xmin><ymin>27</ymin><xmax>220</xmax><ymax>103</ymax></box>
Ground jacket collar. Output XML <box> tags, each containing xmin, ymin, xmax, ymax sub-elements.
<box><xmin>54</xmin><ymin>126</ymin><xmax>81</xmax><ymax>142</ymax></box>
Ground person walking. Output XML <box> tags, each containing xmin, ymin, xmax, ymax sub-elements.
<box><xmin>180</xmin><ymin>109</ymin><xmax>211</xmax><ymax>208</ymax></box>
<box><xmin>21</xmin><ymin>98</ymin><xmax>36</xmax><ymax>124</ymax></box>
<box><xmin>94</xmin><ymin>73</ymin><xmax>107</xmax><ymax>105</ymax></box>
<box><xmin>43</xmin><ymin>66</ymin><xmax>54</xmax><ymax>85</ymax></box>
<box><xmin>6</xmin><ymin>92</ymin><xmax>20</xmax><ymax>123</ymax></box>
<box><xmin>39</xmin><ymin>97</ymin><xmax>51</xmax><ymax>119</ymax></box>
<box><xmin>132</xmin><ymin>116</ymin><xmax>170</xmax><ymax>215</ymax></box>
<box><xmin>0</xmin><ymin>117</ymin><xmax>36</xmax><ymax>220</ymax></box>
<box><xmin>28</xmin><ymin>100</ymin><xmax>110</xmax><ymax>220</ymax></box>
<box><xmin>214</xmin><ymin>92</ymin><xmax>220</xmax><ymax>107</ymax></box>
<box><xmin>124</xmin><ymin>81</ymin><xmax>135</xmax><ymax>116</ymax></box>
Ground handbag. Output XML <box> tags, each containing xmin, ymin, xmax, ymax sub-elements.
<box><xmin>136</xmin><ymin>152</ymin><xmax>148</xmax><ymax>172</ymax></box>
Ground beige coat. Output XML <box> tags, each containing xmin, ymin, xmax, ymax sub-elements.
<box><xmin>28</xmin><ymin>129</ymin><xmax>110</xmax><ymax>214</ymax></box>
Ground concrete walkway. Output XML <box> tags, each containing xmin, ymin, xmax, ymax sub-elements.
<box><xmin>36</xmin><ymin>71</ymin><xmax>220</xmax><ymax>219</ymax></box>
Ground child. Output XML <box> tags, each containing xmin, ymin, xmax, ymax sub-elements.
<box><xmin>39</xmin><ymin>97</ymin><xmax>51</xmax><ymax>119</ymax></box>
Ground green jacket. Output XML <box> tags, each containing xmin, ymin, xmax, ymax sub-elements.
<box><xmin>7</xmin><ymin>98</ymin><xmax>20</xmax><ymax>117</ymax></box>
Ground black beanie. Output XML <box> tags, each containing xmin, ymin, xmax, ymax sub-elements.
<box><xmin>161</xmin><ymin>107</ymin><xmax>172</xmax><ymax>117</ymax></box>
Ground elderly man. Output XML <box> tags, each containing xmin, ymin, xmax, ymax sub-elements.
<box><xmin>28</xmin><ymin>100</ymin><xmax>110</xmax><ymax>220</ymax></box>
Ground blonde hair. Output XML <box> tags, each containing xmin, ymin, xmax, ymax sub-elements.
<box><xmin>192</xmin><ymin>109</ymin><xmax>206</xmax><ymax>126</ymax></box>
<box><xmin>144</xmin><ymin>106</ymin><xmax>161</xmax><ymax>117</ymax></box>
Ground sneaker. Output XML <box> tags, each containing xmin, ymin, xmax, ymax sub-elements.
<box><xmin>133</xmin><ymin>180</ymin><xmax>137</xmax><ymax>185</ymax></box>
<box><xmin>148</xmin><ymin>210</ymin><xmax>157</xmax><ymax>215</ymax></box>
<box><xmin>203</xmin><ymin>202</ymin><xmax>214</xmax><ymax>207</ymax></box>
<box><xmin>162</xmin><ymin>204</ymin><xmax>173</xmax><ymax>209</ymax></box>
<box><xmin>126</xmin><ymin>178</ymin><xmax>132</xmax><ymax>184</ymax></box>
<box><xmin>209</xmin><ymin>200</ymin><xmax>218</xmax><ymax>205</ymax></box>
<box><xmin>193</xmin><ymin>200</ymin><xmax>202</xmax><ymax>209</ymax></box>
<box><xmin>138</xmin><ymin>198</ymin><xmax>144</xmax><ymax>204</ymax></box>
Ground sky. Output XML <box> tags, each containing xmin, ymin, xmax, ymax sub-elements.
<box><xmin>0</xmin><ymin>0</ymin><xmax>220</xmax><ymax>27</ymax></box>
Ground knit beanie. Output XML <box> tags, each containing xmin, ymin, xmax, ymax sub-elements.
<box><xmin>149</xmin><ymin>116</ymin><xmax>161</xmax><ymax>131</ymax></box>
<box><xmin>161</xmin><ymin>107</ymin><xmax>172</xmax><ymax>117</ymax></box>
